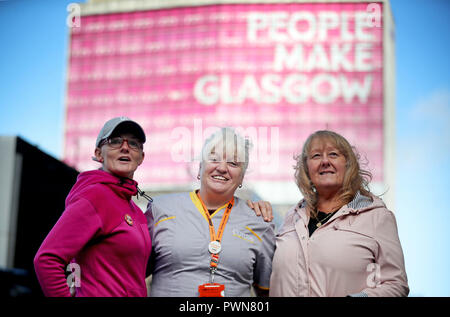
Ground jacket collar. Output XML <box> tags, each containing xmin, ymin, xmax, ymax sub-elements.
<box><xmin>76</xmin><ymin>170</ymin><xmax>139</xmax><ymax>200</ymax></box>
<box><xmin>296</xmin><ymin>191</ymin><xmax>385</xmax><ymax>221</ymax></box>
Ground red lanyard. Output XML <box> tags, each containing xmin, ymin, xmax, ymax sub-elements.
<box><xmin>196</xmin><ymin>193</ymin><xmax>234</xmax><ymax>282</ymax></box>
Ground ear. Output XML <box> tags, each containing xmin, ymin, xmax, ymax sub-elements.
<box><xmin>197</xmin><ymin>162</ymin><xmax>202</xmax><ymax>180</ymax></box>
<box><xmin>239</xmin><ymin>171</ymin><xmax>245</xmax><ymax>183</ymax></box>
<box><xmin>94</xmin><ymin>147</ymin><xmax>104</xmax><ymax>163</ymax></box>
<box><xmin>137</xmin><ymin>151</ymin><xmax>145</xmax><ymax>166</ymax></box>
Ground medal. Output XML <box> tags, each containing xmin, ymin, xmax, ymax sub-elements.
<box><xmin>208</xmin><ymin>240</ymin><xmax>222</xmax><ymax>254</ymax></box>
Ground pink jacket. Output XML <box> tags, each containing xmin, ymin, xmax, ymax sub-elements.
<box><xmin>34</xmin><ymin>170</ymin><xmax>151</xmax><ymax>297</ymax></box>
<box><xmin>269</xmin><ymin>193</ymin><xmax>409</xmax><ymax>297</ymax></box>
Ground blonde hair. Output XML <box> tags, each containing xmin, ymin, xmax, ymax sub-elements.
<box><xmin>294</xmin><ymin>130</ymin><xmax>372</xmax><ymax>217</ymax></box>
<box><xmin>201</xmin><ymin>127</ymin><xmax>252</xmax><ymax>176</ymax></box>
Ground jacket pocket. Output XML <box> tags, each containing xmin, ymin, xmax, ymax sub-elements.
<box><xmin>331</xmin><ymin>222</ymin><xmax>378</xmax><ymax>261</ymax></box>
<box><xmin>332</xmin><ymin>222</ymin><xmax>375</xmax><ymax>240</ymax></box>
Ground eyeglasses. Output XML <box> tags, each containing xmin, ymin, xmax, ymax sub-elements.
<box><xmin>103</xmin><ymin>137</ymin><xmax>143</xmax><ymax>150</ymax></box>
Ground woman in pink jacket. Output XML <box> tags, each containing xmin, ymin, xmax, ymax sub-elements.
<box><xmin>269</xmin><ymin>130</ymin><xmax>409</xmax><ymax>297</ymax></box>
<box><xmin>34</xmin><ymin>117</ymin><xmax>152</xmax><ymax>297</ymax></box>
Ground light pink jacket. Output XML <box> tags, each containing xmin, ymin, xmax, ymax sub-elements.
<box><xmin>269</xmin><ymin>194</ymin><xmax>409</xmax><ymax>297</ymax></box>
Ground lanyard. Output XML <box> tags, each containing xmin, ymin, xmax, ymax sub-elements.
<box><xmin>196</xmin><ymin>193</ymin><xmax>234</xmax><ymax>283</ymax></box>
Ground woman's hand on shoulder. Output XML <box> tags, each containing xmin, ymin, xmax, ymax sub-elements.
<box><xmin>247</xmin><ymin>200</ymin><xmax>273</xmax><ymax>222</ymax></box>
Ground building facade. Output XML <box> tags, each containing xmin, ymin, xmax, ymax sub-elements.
<box><xmin>64</xmin><ymin>0</ymin><xmax>395</xmax><ymax>215</ymax></box>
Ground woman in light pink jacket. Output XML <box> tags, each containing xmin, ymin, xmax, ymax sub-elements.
<box><xmin>269</xmin><ymin>130</ymin><xmax>409</xmax><ymax>297</ymax></box>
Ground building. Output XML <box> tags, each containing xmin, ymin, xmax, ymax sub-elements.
<box><xmin>64</xmin><ymin>0</ymin><xmax>396</xmax><ymax>219</ymax></box>
<box><xmin>0</xmin><ymin>136</ymin><xmax>79</xmax><ymax>296</ymax></box>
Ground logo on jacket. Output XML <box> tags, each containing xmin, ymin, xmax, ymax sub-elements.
<box><xmin>124</xmin><ymin>214</ymin><xmax>133</xmax><ymax>226</ymax></box>
<box><xmin>232</xmin><ymin>228</ymin><xmax>255</xmax><ymax>244</ymax></box>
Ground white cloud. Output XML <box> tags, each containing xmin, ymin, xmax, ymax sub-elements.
<box><xmin>410</xmin><ymin>88</ymin><xmax>450</xmax><ymax>125</ymax></box>
<box><xmin>398</xmin><ymin>88</ymin><xmax>450</xmax><ymax>169</ymax></box>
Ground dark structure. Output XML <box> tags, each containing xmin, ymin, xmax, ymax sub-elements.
<box><xmin>0</xmin><ymin>136</ymin><xmax>79</xmax><ymax>297</ymax></box>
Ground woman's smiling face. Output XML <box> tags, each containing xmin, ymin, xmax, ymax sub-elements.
<box><xmin>199</xmin><ymin>143</ymin><xmax>244</xmax><ymax>198</ymax></box>
<box><xmin>306</xmin><ymin>137</ymin><xmax>347</xmax><ymax>195</ymax></box>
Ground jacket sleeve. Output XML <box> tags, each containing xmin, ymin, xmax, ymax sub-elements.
<box><xmin>144</xmin><ymin>201</ymin><xmax>155</xmax><ymax>277</ymax></box>
<box><xmin>253</xmin><ymin>223</ymin><xmax>276</xmax><ymax>292</ymax></box>
<box><xmin>33</xmin><ymin>198</ymin><xmax>103</xmax><ymax>297</ymax></box>
<box><xmin>360</xmin><ymin>208</ymin><xmax>409</xmax><ymax>297</ymax></box>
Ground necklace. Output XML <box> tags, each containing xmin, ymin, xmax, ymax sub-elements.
<box><xmin>315</xmin><ymin>210</ymin><xmax>337</xmax><ymax>228</ymax></box>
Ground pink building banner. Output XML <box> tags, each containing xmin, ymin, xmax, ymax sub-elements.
<box><xmin>65</xmin><ymin>2</ymin><xmax>384</xmax><ymax>185</ymax></box>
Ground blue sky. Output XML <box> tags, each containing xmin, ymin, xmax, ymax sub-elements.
<box><xmin>0</xmin><ymin>0</ymin><xmax>449</xmax><ymax>296</ymax></box>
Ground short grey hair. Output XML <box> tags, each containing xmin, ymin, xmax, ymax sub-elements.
<box><xmin>201</xmin><ymin>127</ymin><xmax>252</xmax><ymax>175</ymax></box>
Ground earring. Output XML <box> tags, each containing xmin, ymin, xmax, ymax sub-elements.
<box><xmin>238</xmin><ymin>184</ymin><xmax>242</xmax><ymax>188</ymax></box>
<box><xmin>197</xmin><ymin>175</ymin><xmax>200</xmax><ymax>180</ymax></box>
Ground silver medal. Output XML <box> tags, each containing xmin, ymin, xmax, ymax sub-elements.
<box><xmin>208</xmin><ymin>240</ymin><xmax>222</xmax><ymax>254</ymax></box>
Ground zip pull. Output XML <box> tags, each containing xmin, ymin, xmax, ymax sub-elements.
<box><xmin>136</xmin><ymin>186</ymin><xmax>153</xmax><ymax>202</ymax></box>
